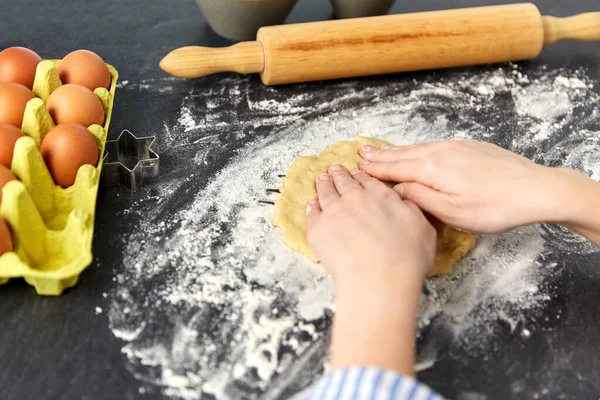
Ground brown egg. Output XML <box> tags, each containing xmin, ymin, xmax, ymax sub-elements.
<box><xmin>0</xmin><ymin>47</ymin><xmax>42</xmax><ymax>89</ymax></box>
<box><xmin>0</xmin><ymin>83</ymin><xmax>35</xmax><ymax>128</ymax></box>
<box><xmin>0</xmin><ymin>164</ymin><xmax>16</xmax><ymax>204</ymax></box>
<box><xmin>58</xmin><ymin>50</ymin><xmax>111</xmax><ymax>91</ymax></box>
<box><xmin>0</xmin><ymin>124</ymin><xmax>24</xmax><ymax>169</ymax></box>
<box><xmin>46</xmin><ymin>84</ymin><xmax>105</xmax><ymax>127</ymax></box>
<box><xmin>0</xmin><ymin>217</ymin><xmax>13</xmax><ymax>256</ymax></box>
<box><xmin>40</xmin><ymin>123</ymin><xmax>99</xmax><ymax>188</ymax></box>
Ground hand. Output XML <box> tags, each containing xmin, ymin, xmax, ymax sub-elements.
<box><xmin>359</xmin><ymin>139</ymin><xmax>574</xmax><ymax>234</ymax></box>
<box><xmin>306</xmin><ymin>164</ymin><xmax>436</xmax><ymax>375</ymax></box>
<box><xmin>306</xmin><ymin>165</ymin><xmax>436</xmax><ymax>288</ymax></box>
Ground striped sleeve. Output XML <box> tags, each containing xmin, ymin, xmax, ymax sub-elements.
<box><xmin>291</xmin><ymin>367</ymin><xmax>445</xmax><ymax>400</ymax></box>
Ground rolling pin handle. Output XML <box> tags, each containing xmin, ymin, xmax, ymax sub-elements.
<box><xmin>542</xmin><ymin>13</ymin><xmax>600</xmax><ymax>45</ymax></box>
<box><xmin>159</xmin><ymin>41</ymin><xmax>265</xmax><ymax>78</ymax></box>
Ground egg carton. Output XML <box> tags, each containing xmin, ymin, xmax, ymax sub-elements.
<box><xmin>0</xmin><ymin>59</ymin><xmax>118</xmax><ymax>295</ymax></box>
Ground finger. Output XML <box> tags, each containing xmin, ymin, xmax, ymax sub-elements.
<box><xmin>306</xmin><ymin>197</ymin><xmax>321</xmax><ymax>230</ymax></box>
<box><xmin>394</xmin><ymin>182</ymin><xmax>454</xmax><ymax>220</ymax></box>
<box><xmin>315</xmin><ymin>173</ymin><xmax>339</xmax><ymax>209</ymax></box>
<box><xmin>402</xmin><ymin>199</ymin><xmax>425</xmax><ymax>216</ymax></box>
<box><xmin>359</xmin><ymin>142</ymin><xmax>440</xmax><ymax>162</ymax></box>
<box><xmin>349</xmin><ymin>167</ymin><xmax>384</xmax><ymax>190</ymax></box>
<box><xmin>359</xmin><ymin>158</ymin><xmax>425</xmax><ymax>182</ymax></box>
<box><xmin>328</xmin><ymin>164</ymin><xmax>362</xmax><ymax>196</ymax></box>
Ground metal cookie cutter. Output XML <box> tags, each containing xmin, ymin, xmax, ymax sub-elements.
<box><xmin>102</xmin><ymin>129</ymin><xmax>160</xmax><ymax>191</ymax></box>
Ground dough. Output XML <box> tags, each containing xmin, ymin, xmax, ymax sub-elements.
<box><xmin>273</xmin><ymin>136</ymin><xmax>476</xmax><ymax>277</ymax></box>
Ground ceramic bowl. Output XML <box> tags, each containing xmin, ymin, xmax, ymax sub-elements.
<box><xmin>331</xmin><ymin>0</ymin><xmax>396</xmax><ymax>19</ymax></box>
<box><xmin>196</xmin><ymin>0</ymin><xmax>299</xmax><ymax>41</ymax></box>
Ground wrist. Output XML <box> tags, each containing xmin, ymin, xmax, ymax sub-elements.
<box><xmin>542</xmin><ymin>168</ymin><xmax>595</xmax><ymax>223</ymax></box>
<box><xmin>548</xmin><ymin>168</ymin><xmax>600</xmax><ymax>245</ymax></box>
<box><xmin>334</xmin><ymin>267</ymin><xmax>423</xmax><ymax>317</ymax></box>
<box><xmin>330</xmin><ymin>267</ymin><xmax>423</xmax><ymax>376</ymax></box>
<box><xmin>530</xmin><ymin>166</ymin><xmax>588</xmax><ymax>225</ymax></box>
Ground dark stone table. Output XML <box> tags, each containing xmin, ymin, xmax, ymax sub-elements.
<box><xmin>1</xmin><ymin>0</ymin><xmax>599</xmax><ymax>399</ymax></box>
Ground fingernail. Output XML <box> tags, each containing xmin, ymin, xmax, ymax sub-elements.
<box><xmin>306</xmin><ymin>198</ymin><xmax>317</xmax><ymax>214</ymax></box>
<box><xmin>330</xmin><ymin>164</ymin><xmax>343</xmax><ymax>171</ymax></box>
<box><xmin>360</xmin><ymin>159</ymin><xmax>371</xmax><ymax>165</ymax></box>
<box><xmin>362</xmin><ymin>145</ymin><xmax>373</xmax><ymax>152</ymax></box>
<box><xmin>350</xmin><ymin>168</ymin><xmax>360</xmax><ymax>175</ymax></box>
<box><xmin>395</xmin><ymin>183</ymin><xmax>405</xmax><ymax>197</ymax></box>
<box><xmin>381</xmin><ymin>145</ymin><xmax>392</xmax><ymax>150</ymax></box>
<box><xmin>317</xmin><ymin>173</ymin><xmax>331</xmax><ymax>181</ymax></box>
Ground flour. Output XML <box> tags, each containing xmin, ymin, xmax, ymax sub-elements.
<box><xmin>116</xmin><ymin>77</ymin><xmax>180</xmax><ymax>93</ymax></box>
<box><xmin>108</xmin><ymin>65</ymin><xmax>600</xmax><ymax>399</ymax></box>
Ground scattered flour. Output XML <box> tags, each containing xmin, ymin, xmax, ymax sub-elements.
<box><xmin>108</xmin><ymin>65</ymin><xmax>600</xmax><ymax>399</ymax></box>
<box><xmin>116</xmin><ymin>77</ymin><xmax>181</xmax><ymax>93</ymax></box>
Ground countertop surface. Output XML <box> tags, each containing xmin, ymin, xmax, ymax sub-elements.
<box><xmin>1</xmin><ymin>0</ymin><xmax>599</xmax><ymax>399</ymax></box>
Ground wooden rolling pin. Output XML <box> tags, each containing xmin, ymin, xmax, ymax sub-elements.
<box><xmin>159</xmin><ymin>3</ymin><xmax>600</xmax><ymax>85</ymax></box>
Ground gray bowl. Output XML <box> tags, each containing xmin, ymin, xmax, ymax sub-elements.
<box><xmin>332</xmin><ymin>0</ymin><xmax>396</xmax><ymax>19</ymax></box>
<box><xmin>196</xmin><ymin>0</ymin><xmax>299</xmax><ymax>41</ymax></box>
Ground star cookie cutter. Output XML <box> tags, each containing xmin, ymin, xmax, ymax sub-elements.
<box><xmin>101</xmin><ymin>129</ymin><xmax>160</xmax><ymax>191</ymax></box>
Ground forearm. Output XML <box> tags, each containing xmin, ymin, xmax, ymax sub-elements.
<box><xmin>330</xmin><ymin>276</ymin><xmax>422</xmax><ymax>377</ymax></box>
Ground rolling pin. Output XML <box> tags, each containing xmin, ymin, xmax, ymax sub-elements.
<box><xmin>159</xmin><ymin>3</ymin><xmax>600</xmax><ymax>85</ymax></box>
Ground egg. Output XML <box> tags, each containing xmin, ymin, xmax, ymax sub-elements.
<box><xmin>0</xmin><ymin>164</ymin><xmax>16</xmax><ymax>204</ymax></box>
<box><xmin>0</xmin><ymin>217</ymin><xmax>13</xmax><ymax>256</ymax></box>
<box><xmin>0</xmin><ymin>124</ymin><xmax>24</xmax><ymax>169</ymax></box>
<box><xmin>0</xmin><ymin>47</ymin><xmax>42</xmax><ymax>89</ymax></box>
<box><xmin>40</xmin><ymin>123</ymin><xmax>99</xmax><ymax>188</ymax></box>
<box><xmin>0</xmin><ymin>83</ymin><xmax>35</xmax><ymax>128</ymax></box>
<box><xmin>58</xmin><ymin>50</ymin><xmax>111</xmax><ymax>91</ymax></box>
<box><xmin>46</xmin><ymin>84</ymin><xmax>105</xmax><ymax>127</ymax></box>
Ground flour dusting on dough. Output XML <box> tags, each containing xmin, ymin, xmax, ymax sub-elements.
<box><xmin>109</xmin><ymin>65</ymin><xmax>600</xmax><ymax>399</ymax></box>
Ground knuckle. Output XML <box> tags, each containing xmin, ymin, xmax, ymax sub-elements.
<box><xmin>364</xmin><ymin>162</ymin><xmax>381</xmax><ymax>172</ymax></box>
<box><xmin>346</xmin><ymin>189</ymin><xmax>366</xmax><ymax>203</ymax></box>
<box><xmin>316</xmin><ymin>179</ymin><xmax>332</xmax><ymax>189</ymax></box>
<box><xmin>352</xmin><ymin>169</ymin><xmax>367</xmax><ymax>179</ymax></box>
<box><xmin>326</xmin><ymin>201</ymin><xmax>344</xmax><ymax>215</ymax></box>
<box><xmin>335</xmin><ymin>175</ymin><xmax>351</xmax><ymax>185</ymax></box>
<box><xmin>332</xmin><ymin>168</ymin><xmax>347</xmax><ymax>177</ymax></box>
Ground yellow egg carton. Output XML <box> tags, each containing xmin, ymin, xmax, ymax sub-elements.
<box><xmin>0</xmin><ymin>59</ymin><xmax>118</xmax><ymax>295</ymax></box>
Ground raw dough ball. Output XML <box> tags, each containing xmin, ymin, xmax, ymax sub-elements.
<box><xmin>273</xmin><ymin>136</ymin><xmax>476</xmax><ymax>277</ymax></box>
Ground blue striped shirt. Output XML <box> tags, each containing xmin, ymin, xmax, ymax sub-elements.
<box><xmin>292</xmin><ymin>367</ymin><xmax>445</xmax><ymax>400</ymax></box>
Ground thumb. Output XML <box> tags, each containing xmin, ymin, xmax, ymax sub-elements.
<box><xmin>394</xmin><ymin>182</ymin><xmax>454</xmax><ymax>219</ymax></box>
<box><xmin>360</xmin><ymin>159</ymin><xmax>422</xmax><ymax>183</ymax></box>
<box><xmin>305</xmin><ymin>197</ymin><xmax>322</xmax><ymax>230</ymax></box>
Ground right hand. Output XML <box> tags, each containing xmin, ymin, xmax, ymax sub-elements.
<box><xmin>358</xmin><ymin>139</ymin><xmax>575</xmax><ymax>233</ymax></box>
